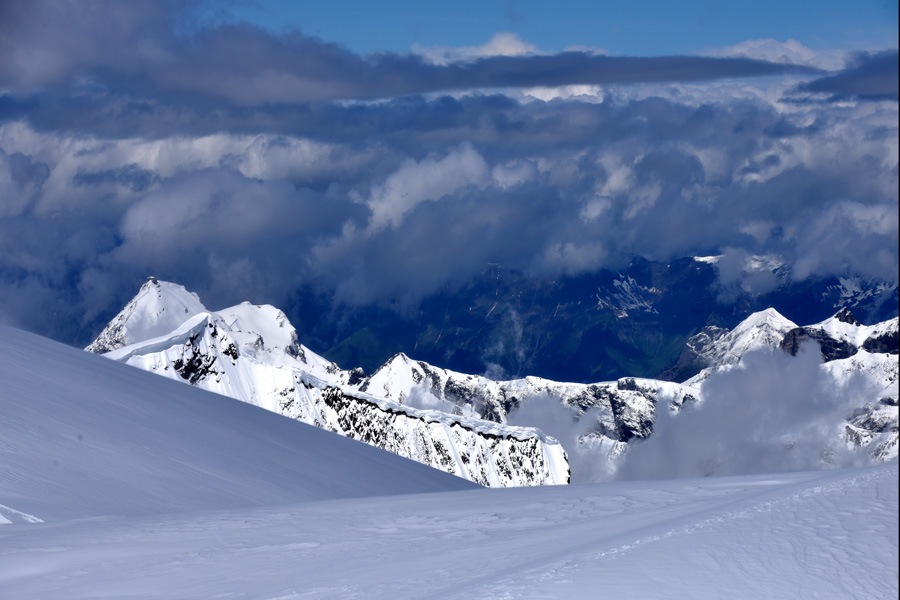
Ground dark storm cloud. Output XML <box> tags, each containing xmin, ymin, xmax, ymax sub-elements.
<box><xmin>800</xmin><ymin>50</ymin><xmax>899</xmax><ymax>101</ymax></box>
<box><xmin>0</xmin><ymin>1</ymin><xmax>819</xmax><ymax>106</ymax></box>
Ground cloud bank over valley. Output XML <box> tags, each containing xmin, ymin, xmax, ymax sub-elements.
<box><xmin>0</xmin><ymin>1</ymin><xmax>896</xmax><ymax>350</ymax></box>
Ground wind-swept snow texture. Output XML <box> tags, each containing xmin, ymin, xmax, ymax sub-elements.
<box><xmin>89</xmin><ymin>279</ymin><xmax>570</xmax><ymax>487</ymax></box>
<box><xmin>0</xmin><ymin>325</ymin><xmax>476</xmax><ymax>522</ymax></box>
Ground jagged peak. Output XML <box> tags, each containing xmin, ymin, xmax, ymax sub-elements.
<box><xmin>86</xmin><ymin>278</ymin><xmax>207</xmax><ymax>353</ymax></box>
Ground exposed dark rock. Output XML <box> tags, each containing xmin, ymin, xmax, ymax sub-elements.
<box><xmin>862</xmin><ymin>330</ymin><xmax>899</xmax><ymax>355</ymax></box>
<box><xmin>173</xmin><ymin>337</ymin><xmax>218</xmax><ymax>384</ymax></box>
<box><xmin>222</xmin><ymin>342</ymin><xmax>238</xmax><ymax>360</ymax></box>
<box><xmin>835</xmin><ymin>307</ymin><xmax>860</xmax><ymax>325</ymax></box>
<box><xmin>346</xmin><ymin>367</ymin><xmax>366</xmax><ymax>386</ymax></box>
<box><xmin>607</xmin><ymin>389</ymin><xmax>654</xmax><ymax>441</ymax></box>
<box><xmin>617</xmin><ymin>378</ymin><xmax>638</xmax><ymax>391</ymax></box>
<box><xmin>780</xmin><ymin>327</ymin><xmax>857</xmax><ymax>361</ymax></box>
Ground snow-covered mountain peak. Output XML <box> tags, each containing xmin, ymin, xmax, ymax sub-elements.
<box><xmin>694</xmin><ymin>308</ymin><xmax>797</xmax><ymax>370</ymax></box>
<box><xmin>90</xmin><ymin>282</ymin><xmax>570</xmax><ymax>487</ymax></box>
<box><xmin>86</xmin><ymin>277</ymin><xmax>207</xmax><ymax>354</ymax></box>
<box><xmin>359</xmin><ymin>351</ymin><xmax>499</xmax><ymax>419</ymax></box>
<box><xmin>810</xmin><ymin>309</ymin><xmax>898</xmax><ymax>348</ymax></box>
<box><xmin>679</xmin><ymin>308</ymin><xmax>798</xmax><ymax>388</ymax></box>
<box><xmin>738</xmin><ymin>307</ymin><xmax>795</xmax><ymax>330</ymax></box>
<box><xmin>216</xmin><ymin>302</ymin><xmax>307</xmax><ymax>365</ymax></box>
<box><xmin>779</xmin><ymin>308</ymin><xmax>899</xmax><ymax>362</ymax></box>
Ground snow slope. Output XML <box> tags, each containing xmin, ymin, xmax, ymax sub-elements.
<box><xmin>1</xmin><ymin>325</ymin><xmax>897</xmax><ymax>599</ymax></box>
<box><xmin>0</xmin><ymin>325</ymin><xmax>476</xmax><ymax>523</ymax></box>
<box><xmin>2</xmin><ymin>462</ymin><xmax>896</xmax><ymax>599</ymax></box>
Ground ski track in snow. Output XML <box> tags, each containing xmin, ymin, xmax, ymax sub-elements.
<box><xmin>463</xmin><ymin>466</ymin><xmax>897</xmax><ymax>600</ymax></box>
<box><xmin>0</xmin><ymin>503</ymin><xmax>43</xmax><ymax>524</ymax></box>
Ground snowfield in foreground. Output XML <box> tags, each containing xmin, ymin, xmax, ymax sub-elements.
<box><xmin>2</xmin><ymin>466</ymin><xmax>897</xmax><ymax>599</ymax></box>
<box><xmin>1</xmin><ymin>326</ymin><xmax>897</xmax><ymax>599</ymax></box>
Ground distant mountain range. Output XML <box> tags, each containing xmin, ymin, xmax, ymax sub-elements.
<box><xmin>282</xmin><ymin>256</ymin><xmax>898</xmax><ymax>384</ymax></box>
<box><xmin>87</xmin><ymin>277</ymin><xmax>898</xmax><ymax>485</ymax></box>
<box><xmin>87</xmin><ymin>279</ymin><xmax>571</xmax><ymax>487</ymax></box>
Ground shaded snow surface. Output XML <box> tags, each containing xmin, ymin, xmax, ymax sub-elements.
<box><xmin>0</xmin><ymin>325</ymin><xmax>476</xmax><ymax>522</ymax></box>
<box><xmin>1</xmin><ymin>326</ymin><xmax>897</xmax><ymax>599</ymax></box>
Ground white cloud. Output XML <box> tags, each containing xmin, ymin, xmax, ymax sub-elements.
<box><xmin>703</xmin><ymin>38</ymin><xmax>847</xmax><ymax>71</ymax></box>
<box><xmin>579</xmin><ymin>196</ymin><xmax>612</xmax><ymax>222</ymax></box>
<box><xmin>539</xmin><ymin>241</ymin><xmax>608</xmax><ymax>276</ymax></box>
<box><xmin>617</xmin><ymin>344</ymin><xmax>873</xmax><ymax>480</ymax></box>
<box><xmin>365</xmin><ymin>143</ymin><xmax>489</xmax><ymax>231</ymax></box>
<box><xmin>412</xmin><ymin>32</ymin><xmax>541</xmax><ymax>66</ymax></box>
<box><xmin>491</xmin><ymin>160</ymin><xmax>538</xmax><ymax>188</ymax></box>
<box><xmin>521</xmin><ymin>84</ymin><xmax>605</xmax><ymax>103</ymax></box>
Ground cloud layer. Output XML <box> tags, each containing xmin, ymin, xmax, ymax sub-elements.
<box><xmin>0</xmin><ymin>1</ymin><xmax>820</xmax><ymax>105</ymax></box>
<box><xmin>616</xmin><ymin>345</ymin><xmax>876</xmax><ymax>480</ymax></box>
<box><xmin>0</xmin><ymin>1</ymin><xmax>897</xmax><ymax>346</ymax></box>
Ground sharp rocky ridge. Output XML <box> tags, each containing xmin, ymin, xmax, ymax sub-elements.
<box><xmin>87</xmin><ymin>278</ymin><xmax>898</xmax><ymax>483</ymax></box>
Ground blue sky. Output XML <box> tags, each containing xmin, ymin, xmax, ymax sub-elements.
<box><xmin>0</xmin><ymin>0</ymin><xmax>897</xmax><ymax>346</ymax></box>
<box><xmin>217</xmin><ymin>0</ymin><xmax>898</xmax><ymax>55</ymax></box>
